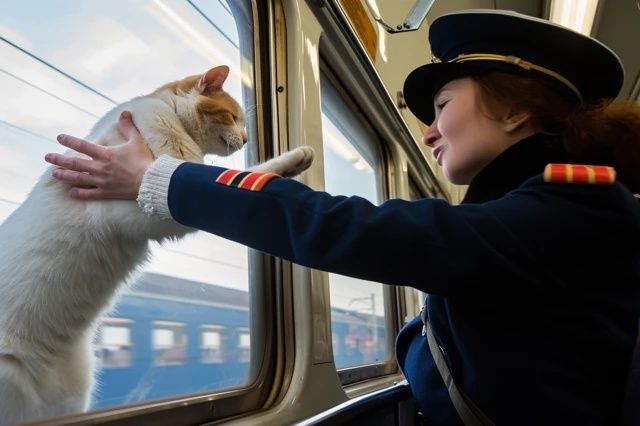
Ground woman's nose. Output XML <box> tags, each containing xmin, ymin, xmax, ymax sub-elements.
<box><xmin>422</xmin><ymin>124</ymin><xmax>441</xmax><ymax>147</ymax></box>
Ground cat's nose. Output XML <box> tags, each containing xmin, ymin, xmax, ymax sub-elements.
<box><xmin>241</xmin><ymin>129</ymin><xmax>248</xmax><ymax>145</ymax></box>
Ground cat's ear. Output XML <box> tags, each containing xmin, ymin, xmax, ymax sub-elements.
<box><xmin>196</xmin><ymin>65</ymin><xmax>230</xmax><ymax>94</ymax></box>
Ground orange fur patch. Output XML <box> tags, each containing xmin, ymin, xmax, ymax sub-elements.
<box><xmin>154</xmin><ymin>75</ymin><xmax>201</xmax><ymax>95</ymax></box>
<box><xmin>196</xmin><ymin>95</ymin><xmax>242</xmax><ymax>125</ymax></box>
<box><xmin>153</xmin><ymin>73</ymin><xmax>243</xmax><ymax>126</ymax></box>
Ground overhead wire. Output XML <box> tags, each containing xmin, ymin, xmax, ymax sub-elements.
<box><xmin>0</xmin><ymin>118</ymin><xmax>54</xmax><ymax>143</ymax></box>
<box><xmin>217</xmin><ymin>0</ymin><xmax>232</xmax><ymax>15</ymax></box>
<box><xmin>0</xmin><ymin>195</ymin><xmax>20</xmax><ymax>207</ymax></box>
<box><xmin>0</xmin><ymin>68</ymin><xmax>100</xmax><ymax>119</ymax></box>
<box><xmin>186</xmin><ymin>0</ymin><xmax>240</xmax><ymax>50</ymax></box>
<box><xmin>0</xmin><ymin>35</ymin><xmax>118</xmax><ymax>105</ymax></box>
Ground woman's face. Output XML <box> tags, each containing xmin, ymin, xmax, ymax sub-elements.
<box><xmin>422</xmin><ymin>77</ymin><xmax>523</xmax><ymax>185</ymax></box>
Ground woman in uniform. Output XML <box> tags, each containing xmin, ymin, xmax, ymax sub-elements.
<box><xmin>45</xmin><ymin>10</ymin><xmax>640</xmax><ymax>425</ymax></box>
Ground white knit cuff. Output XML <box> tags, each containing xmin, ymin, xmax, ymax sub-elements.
<box><xmin>137</xmin><ymin>155</ymin><xmax>185</xmax><ymax>219</ymax></box>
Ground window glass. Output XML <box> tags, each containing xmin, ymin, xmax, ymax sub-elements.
<box><xmin>95</xmin><ymin>318</ymin><xmax>133</xmax><ymax>368</ymax></box>
<box><xmin>320</xmin><ymin>73</ymin><xmax>392</xmax><ymax>369</ymax></box>
<box><xmin>0</xmin><ymin>0</ymin><xmax>256</xmax><ymax>414</ymax></box>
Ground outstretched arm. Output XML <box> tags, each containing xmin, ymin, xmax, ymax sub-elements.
<box><xmin>45</xmin><ymin>111</ymin><xmax>155</xmax><ymax>200</ymax></box>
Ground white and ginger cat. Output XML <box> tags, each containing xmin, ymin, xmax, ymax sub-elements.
<box><xmin>0</xmin><ymin>65</ymin><xmax>313</xmax><ymax>425</ymax></box>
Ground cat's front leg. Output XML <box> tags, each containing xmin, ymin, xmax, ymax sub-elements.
<box><xmin>250</xmin><ymin>146</ymin><xmax>314</xmax><ymax>177</ymax></box>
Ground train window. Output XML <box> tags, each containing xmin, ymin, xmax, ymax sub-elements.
<box><xmin>0</xmin><ymin>0</ymin><xmax>265</xmax><ymax>419</ymax></box>
<box><xmin>95</xmin><ymin>318</ymin><xmax>133</xmax><ymax>368</ymax></box>
<box><xmin>236</xmin><ymin>328</ymin><xmax>251</xmax><ymax>363</ymax></box>
<box><xmin>201</xmin><ymin>325</ymin><xmax>226</xmax><ymax>364</ymax></box>
<box><xmin>152</xmin><ymin>321</ymin><xmax>188</xmax><ymax>366</ymax></box>
<box><xmin>408</xmin><ymin>175</ymin><xmax>428</xmax><ymax>313</ymax></box>
<box><xmin>320</xmin><ymin>71</ymin><xmax>393</xmax><ymax>370</ymax></box>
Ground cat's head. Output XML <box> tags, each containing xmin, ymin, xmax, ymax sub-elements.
<box><xmin>156</xmin><ymin>65</ymin><xmax>246</xmax><ymax>157</ymax></box>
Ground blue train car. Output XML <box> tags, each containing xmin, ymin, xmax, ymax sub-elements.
<box><xmin>92</xmin><ymin>273</ymin><xmax>387</xmax><ymax>409</ymax></box>
<box><xmin>92</xmin><ymin>273</ymin><xmax>251</xmax><ymax>408</ymax></box>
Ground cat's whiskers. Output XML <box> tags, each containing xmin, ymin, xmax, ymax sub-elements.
<box><xmin>243</xmin><ymin>103</ymin><xmax>262</xmax><ymax>122</ymax></box>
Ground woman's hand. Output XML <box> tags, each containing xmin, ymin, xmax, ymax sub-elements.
<box><xmin>45</xmin><ymin>111</ymin><xmax>155</xmax><ymax>200</ymax></box>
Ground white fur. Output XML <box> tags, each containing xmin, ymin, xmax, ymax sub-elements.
<box><xmin>0</xmin><ymin>84</ymin><xmax>313</xmax><ymax>424</ymax></box>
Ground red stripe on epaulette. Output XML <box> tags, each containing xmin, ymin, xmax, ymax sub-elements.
<box><xmin>216</xmin><ymin>169</ymin><xmax>243</xmax><ymax>186</ymax></box>
<box><xmin>250</xmin><ymin>173</ymin><xmax>280</xmax><ymax>191</ymax></box>
<box><xmin>543</xmin><ymin>164</ymin><xmax>616</xmax><ymax>185</ymax></box>
<box><xmin>237</xmin><ymin>172</ymin><xmax>280</xmax><ymax>191</ymax></box>
<box><xmin>237</xmin><ymin>172</ymin><xmax>262</xmax><ymax>190</ymax></box>
<box><xmin>229</xmin><ymin>171</ymin><xmax>250</xmax><ymax>187</ymax></box>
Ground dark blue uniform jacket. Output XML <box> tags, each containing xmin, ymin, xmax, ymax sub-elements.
<box><xmin>165</xmin><ymin>134</ymin><xmax>640</xmax><ymax>425</ymax></box>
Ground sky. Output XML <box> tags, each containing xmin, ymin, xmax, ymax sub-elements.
<box><xmin>0</xmin><ymin>0</ymin><xmax>387</xmax><ymax>317</ymax></box>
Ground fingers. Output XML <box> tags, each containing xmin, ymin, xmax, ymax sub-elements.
<box><xmin>56</xmin><ymin>134</ymin><xmax>108</xmax><ymax>160</ymax></box>
<box><xmin>118</xmin><ymin>111</ymin><xmax>143</xmax><ymax>142</ymax></box>
<box><xmin>44</xmin><ymin>153</ymin><xmax>100</xmax><ymax>174</ymax></box>
<box><xmin>51</xmin><ymin>168</ymin><xmax>101</xmax><ymax>188</ymax></box>
<box><xmin>68</xmin><ymin>187</ymin><xmax>105</xmax><ymax>200</ymax></box>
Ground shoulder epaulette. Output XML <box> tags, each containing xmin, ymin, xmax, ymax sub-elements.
<box><xmin>216</xmin><ymin>169</ymin><xmax>280</xmax><ymax>191</ymax></box>
<box><xmin>543</xmin><ymin>163</ymin><xmax>616</xmax><ymax>185</ymax></box>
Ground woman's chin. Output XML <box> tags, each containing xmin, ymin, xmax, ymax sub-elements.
<box><xmin>443</xmin><ymin>167</ymin><xmax>472</xmax><ymax>186</ymax></box>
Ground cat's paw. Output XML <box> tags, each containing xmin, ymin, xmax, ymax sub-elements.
<box><xmin>252</xmin><ymin>146</ymin><xmax>314</xmax><ymax>177</ymax></box>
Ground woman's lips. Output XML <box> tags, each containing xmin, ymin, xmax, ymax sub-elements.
<box><xmin>432</xmin><ymin>145</ymin><xmax>444</xmax><ymax>165</ymax></box>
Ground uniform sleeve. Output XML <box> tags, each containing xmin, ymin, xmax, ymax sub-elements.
<box><xmin>159</xmin><ymin>161</ymin><xmax>600</xmax><ymax>297</ymax></box>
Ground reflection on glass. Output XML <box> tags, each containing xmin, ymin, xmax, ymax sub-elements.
<box><xmin>0</xmin><ymin>0</ymin><xmax>255</xmax><ymax>413</ymax></box>
<box><xmin>320</xmin><ymin>73</ymin><xmax>392</xmax><ymax>368</ymax></box>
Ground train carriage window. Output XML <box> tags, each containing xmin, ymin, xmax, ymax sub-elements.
<box><xmin>0</xmin><ymin>0</ymin><xmax>265</xmax><ymax>420</ymax></box>
<box><xmin>201</xmin><ymin>325</ymin><xmax>226</xmax><ymax>364</ymax></box>
<box><xmin>153</xmin><ymin>321</ymin><xmax>188</xmax><ymax>366</ymax></box>
<box><xmin>408</xmin><ymin>175</ymin><xmax>428</xmax><ymax>313</ymax></box>
<box><xmin>236</xmin><ymin>327</ymin><xmax>251</xmax><ymax>363</ymax></box>
<box><xmin>320</xmin><ymin>71</ymin><xmax>394</xmax><ymax>370</ymax></box>
<box><xmin>95</xmin><ymin>318</ymin><xmax>133</xmax><ymax>368</ymax></box>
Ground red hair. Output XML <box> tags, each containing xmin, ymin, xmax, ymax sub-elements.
<box><xmin>471</xmin><ymin>72</ymin><xmax>640</xmax><ymax>193</ymax></box>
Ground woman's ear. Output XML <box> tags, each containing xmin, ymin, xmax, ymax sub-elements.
<box><xmin>502</xmin><ymin>110</ymin><xmax>532</xmax><ymax>133</ymax></box>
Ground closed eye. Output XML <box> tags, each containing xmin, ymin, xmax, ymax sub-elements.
<box><xmin>435</xmin><ymin>100</ymin><xmax>449</xmax><ymax>110</ymax></box>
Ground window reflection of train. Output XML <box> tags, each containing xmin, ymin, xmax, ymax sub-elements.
<box><xmin>93</xmin><ymin>273</ymin><xmax>386</xmax><ymax>409</ymax></box>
